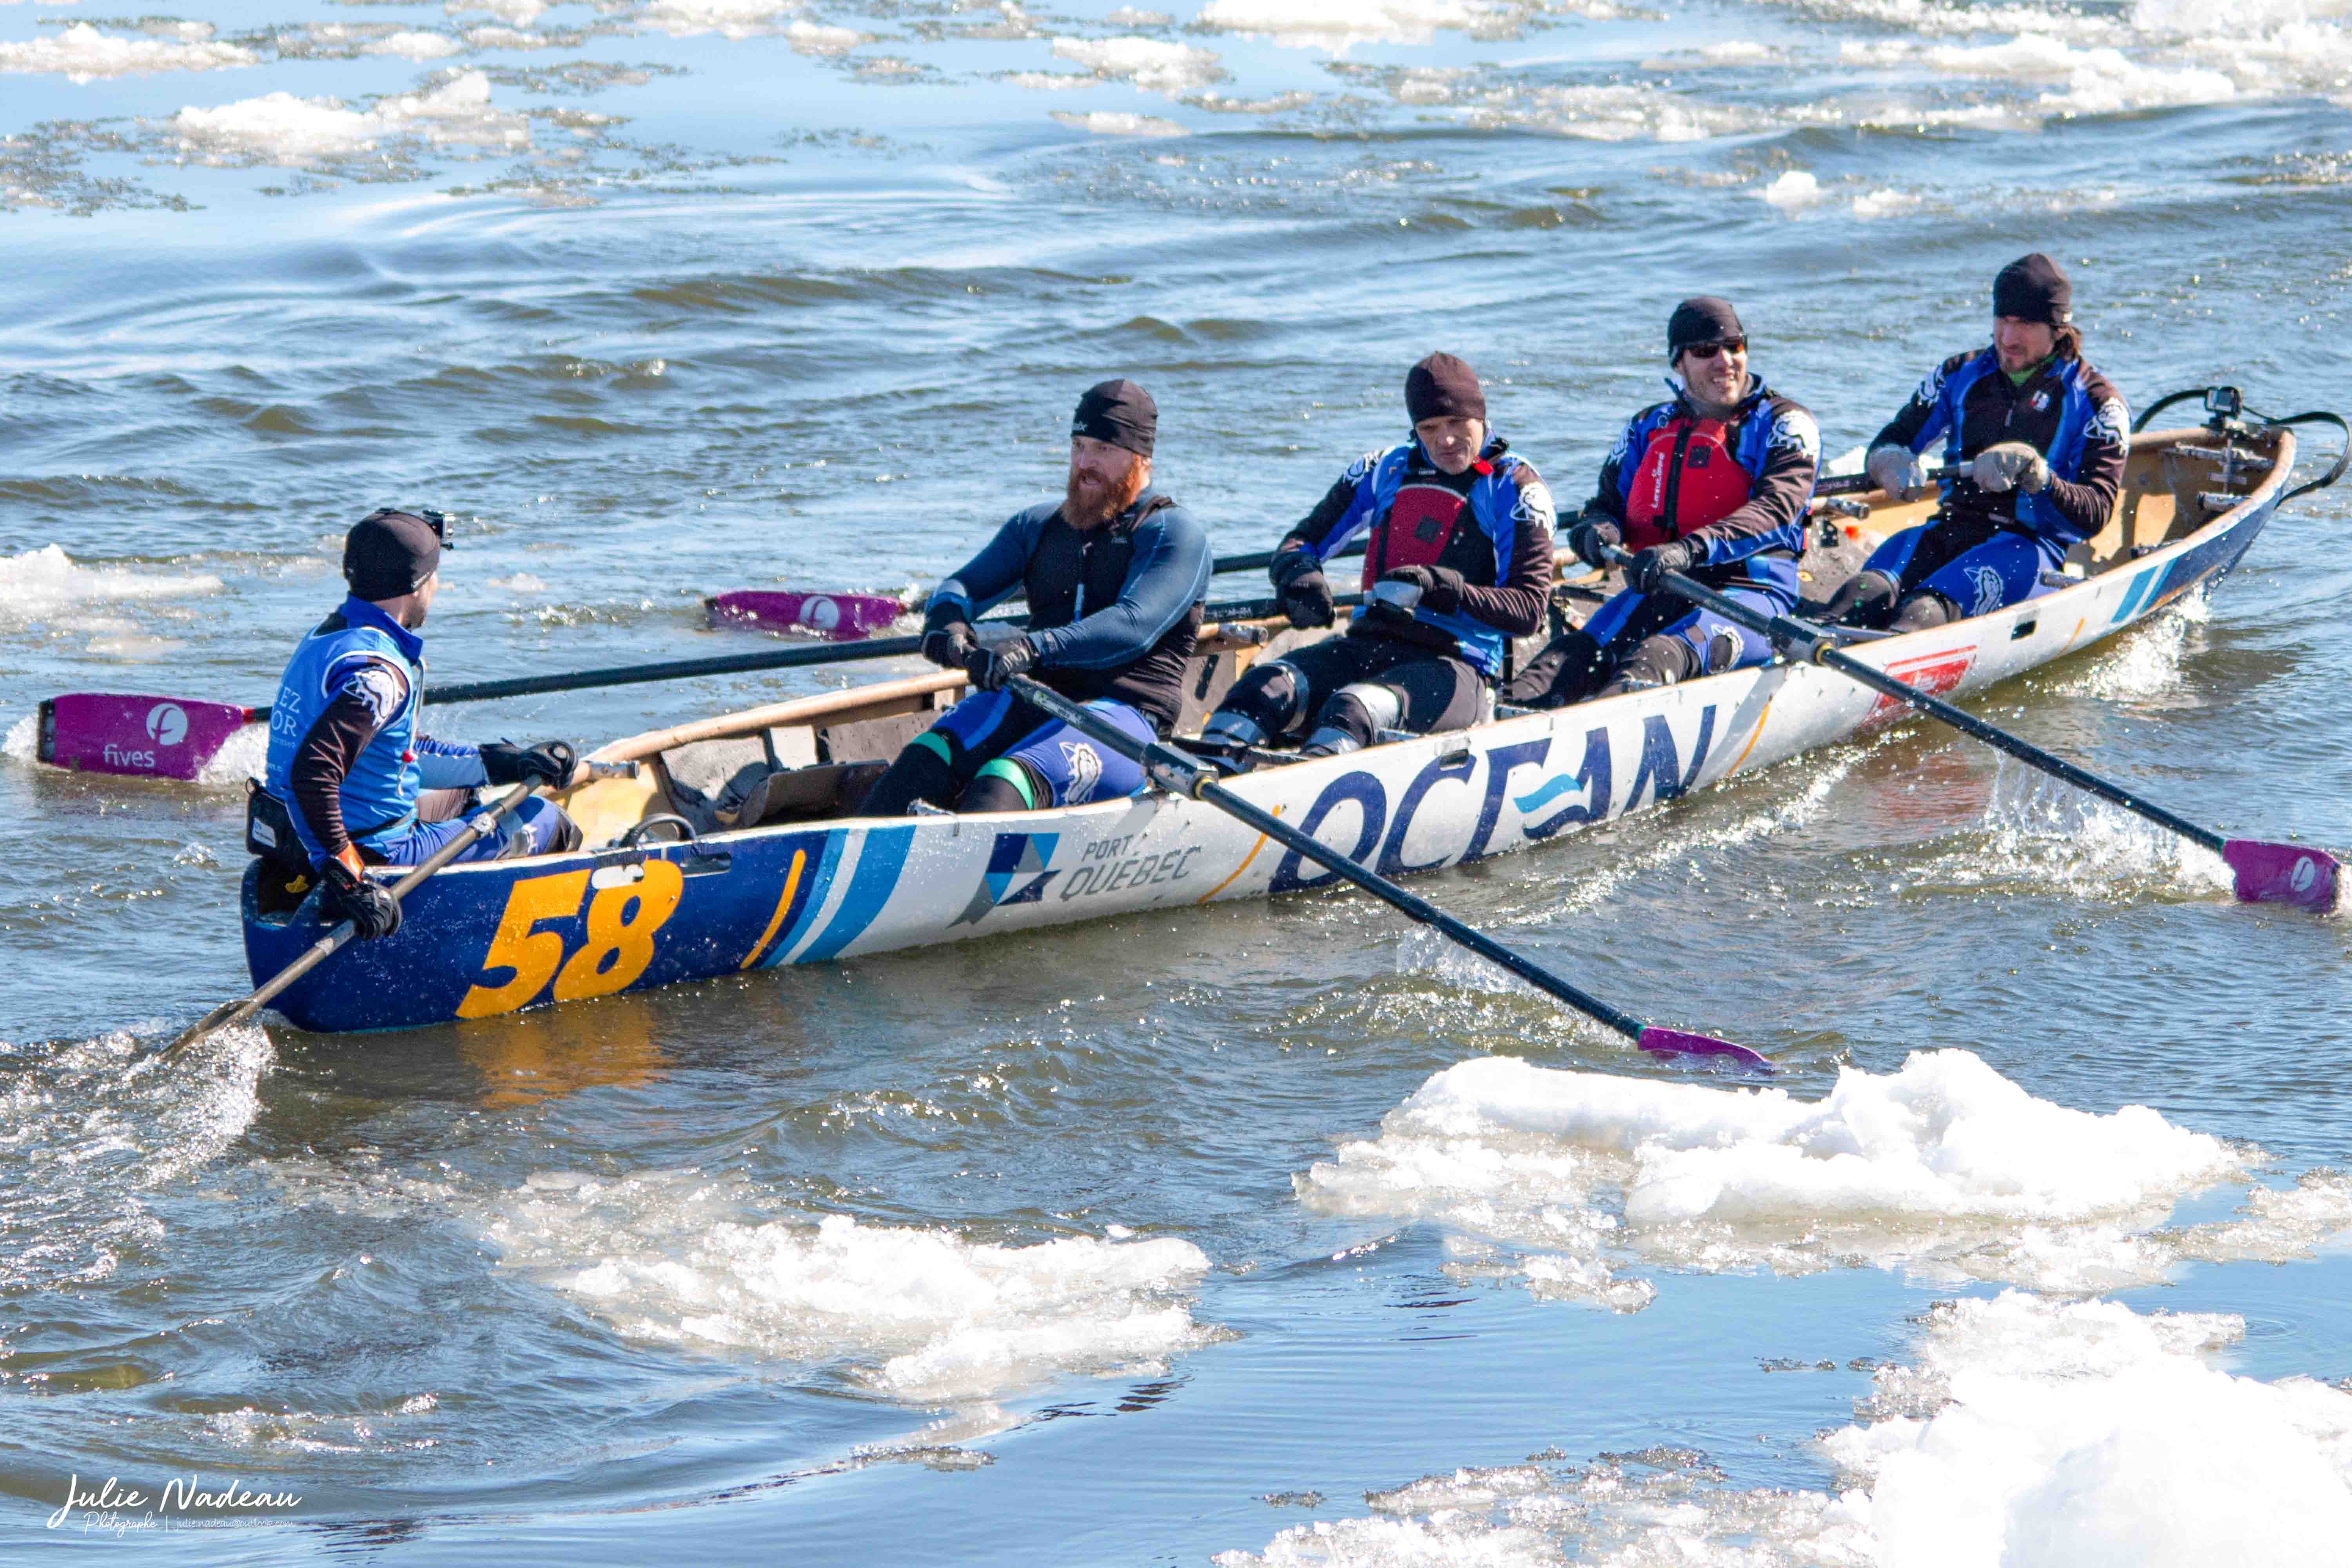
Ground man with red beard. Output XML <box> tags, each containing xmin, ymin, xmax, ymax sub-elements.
<box><xmin>861</xmin><ymin>379</ymin><xmax>1211</xmax><ymax>815</ymax></box>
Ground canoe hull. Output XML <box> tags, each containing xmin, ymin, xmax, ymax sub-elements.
<box><xmin>244</xmin><ymin>471</ymin><xmax>2278</xmax><ymax>1034</ymax></box>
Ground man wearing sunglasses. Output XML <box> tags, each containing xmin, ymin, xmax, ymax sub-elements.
<box><xmin>1831</xmin><ymin>252</ymin><xmax>2129</xmax><ymax>631</ymax></box>
<box><xmin>250</xmin><ymin>508</ymin><xmax>582</xmax><ymax>942</ymax></box>
<box><xmin>1507</xmin><ymin>297</ymin><xmax>1818</xmax><ymax>707</ymax></box>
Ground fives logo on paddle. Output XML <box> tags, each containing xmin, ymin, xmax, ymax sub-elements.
<box><xmin>97</xmin><ymin>701</ymin><xmax>189</xmax><ymax>771</ymax></box>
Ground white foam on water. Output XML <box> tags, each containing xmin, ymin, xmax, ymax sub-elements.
<box><xmin>0</xmin><ymin>544</ymin><xmax>224</xmax><ymax>631</ymax></box>
<box><xmin>480</xmin><ymin>1170</ymin><xmax>1222</xmax><ymax>1402</ymax></box>
<box><xmin>1299</xmin><ymin>1051</ymin><xmax>2250</xmax><ymax>1305</ymax></box>
<box><xmin>1050</xmin><ymin>34</ymin><xmax>1223</xmax><ymax>94</ymax></box>
<box><xmin>1221</xmin><ymin>1294</ymin><xmax>2352</xmax><ymax>1566</ymax></box>
<box><xmin>1759</xmin><ymin>169</ymin><xmax>1821</xmax><ymax>209</ymax></box>
<box><xmin>0</xmin><ymin>1025</ymin><xmax>272</xmax><ymax>1293</ymax></box>
<box><xmin>1852</xmin><ymin>186</ymin><xmax>1921</xmax><ymax>217</ymax></box>
<box><xmin>1903</xmin><ymin>757</ymin><xmax>2236</xmax><ymax>903</ymax></box>
<box><xmin>2057</xmin><ymin>588</ymin><xmax>2210</xmax><ymax>703</ymax></box>
<box><xmin>0</xmin><ymin>23</ymin><xmax>256</xmax><ymax>82</ymax></box>
<box><xmin>1053</xmin><ymin>109</ymin><xmax>1189</xmax><ymax>136</ymax></box>
<box><xmin>639</xmin><ymin>0</ymin><xmax>799</xmax><ymax>40</ymax></box>
<box><xmin>194</xmin><ymin>722</ymin><xmax>270</xmax><ymax>788</ymax></box>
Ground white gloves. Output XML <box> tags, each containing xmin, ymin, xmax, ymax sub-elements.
<box><xmin>1866</xmin><ymin>443</ymin><xmax>1927</xmax><ymax>496</ymax></box>
<box><xmin>1969</xmin><ymin>442</ymin><xmax>2051</xmax><ymax>494</ymax></box>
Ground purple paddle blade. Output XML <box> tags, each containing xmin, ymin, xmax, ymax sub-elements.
<box><xmin>707</xmin><ymin>590</ymin><xmax>905</xmax><ymax>641</ymax></box>
<box><xmin>1636</xmin><ymin>1025</ymin><xmax>1775</xmax><ymax>1073</ymax></box>
<box><xmin>38</xmin><ymin>694</ymin><xmax>257</xmax><ymax>781</ymax></box>
<box><xmin>2222</xmin><ymin>838</ymin><xmax>2341</xmax><ymax>914</ymax></box>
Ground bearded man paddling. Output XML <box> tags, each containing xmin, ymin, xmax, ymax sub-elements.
<box><xmin>1508</xmin><ymin>297</ymin><xmax>1818</xmax><ymax>707</ymax></box>
<box><xmin>861</xmin><ymin>379</ymin><xmax>1212</xmax><ymax>815</ymax></box>
<box><xmin>1831</xmin><ymin>253</ymin><xmax>2130</xmax><ymax>631</ymax></box>
<box><xmin>1194</xmin><ymin>352</ymin><xmax>1555</xmax><ymax>760</ymax></box>
<box><xmin>251</xmin><ymin>509</ymin><xmax>581</xmax><ymax>940</ymax></box>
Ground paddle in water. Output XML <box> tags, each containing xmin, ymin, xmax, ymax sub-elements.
<box><xmin>1003</xmin><ymin>674</ymin><xmax>1772</xmax><ymax>1071</ymax></box>
<box><xmin>1613</xmin><ymin>547</ymin><xmax>2341</xmax><ymax>914</ymax></box>
<box><xmin>38</xmin><ymin>591</ymin><xmax>1331</xmax><ymax>782</ymax></box>
<box><xmin>168</xmin><ymin>780</ymin><xmax>547</xmax><ymax>1053</ymax></box>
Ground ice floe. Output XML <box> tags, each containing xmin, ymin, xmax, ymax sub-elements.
<box><xmin>171</xmin><ymin>71</ymin><xmax>530</xmax><ymax>164</ymax></box>
<box><xmin>0</xmin><ymin>23</ymin><xmax>256</xmax><ymax>83</ymax></box>
<box><xmin>1219</xmin><ymin>1293</ymin><xmax>2352</xmax><ymax>1566</ymax></box>
<box><xmin>1299</xmin><ymin>1050</ymin><xmax>2260</xmax><ymax>1305</ymax></box>
<box><xmin>1050</xmin><ymin>34</ymin><xmax>1222</xmax><ymax>94</ymax></box>
<box><xmin>481</xmin><ymin>1170</ymin><xmax>1223</xmax><ymax>1401</ymax></box>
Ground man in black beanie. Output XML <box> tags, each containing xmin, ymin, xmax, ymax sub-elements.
<box><xmin>1194</xmin><ymin>351</ymin><xmax>1554</xmax><ymax>760</ymax></box>
<box><xmin>1838</xmin><ymin>252</ymin><xmax>2130</xmax><ymax>631</ymax></box>
<box><xmin>253</xmin><ymin>508</ymin><xmax>581</xmax><ymax>940</ymax></box>
<box><xmin>861</xmin><ymin>379</ymin><xmax>1212</xmax><ymax>814</ymax></box>
<box><xmin>1506</xmin><ymin>296</ymin><xmax>1818</xmax><ymax>708</ymax></box>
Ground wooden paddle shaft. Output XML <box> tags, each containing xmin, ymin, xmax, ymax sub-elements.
<box><xmin>1003</xmin><ymin>675</ymin><xmax>1651</xmax><ymax>1044</ymax></box>
<box><xmin>167</xmin><ymin>782</ymin><xmax>542</xmax><ymax>1052</ymax></box>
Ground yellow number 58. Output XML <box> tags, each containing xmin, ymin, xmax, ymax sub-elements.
<box><xmin>456</xmin><ymin>862</ymin><xmax>683</xmax><ymax>1020</ymax></box>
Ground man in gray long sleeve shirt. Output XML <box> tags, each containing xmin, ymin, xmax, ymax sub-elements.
<box><xmin>861</xmin><ymin>379</ymin><xmax>1212</xmax><ymax>816</ymax></box>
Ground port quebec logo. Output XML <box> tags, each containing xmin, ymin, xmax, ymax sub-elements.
<box><xmin>47</xmin><ymin>1473</ymin><xmax>301</xmax><ymax>1535</ymax></box>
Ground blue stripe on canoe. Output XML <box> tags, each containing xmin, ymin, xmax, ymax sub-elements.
<box><xmin>797</xmin><ymin>824</ymin><xmax>915</xmax><ymax>962</ymax></box>
<box><xmin>2110</xmin><ymin>564</ymin><xmax>2161</xmax><ymax>623</ymax></box>
<box><xmin>762</xmin><ymin>829</ymin><xmax>847</xmax><ymax>969</ymax></box>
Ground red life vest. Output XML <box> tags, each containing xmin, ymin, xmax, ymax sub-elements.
<box><xmin>1622</xmin><ymin>416</ymin><xmax>1753</xmax><ymax>551</ymax></box>
<box><xmin>1363</xmin><ymin>472</ymin><xmax>1477</xmax><ymax>590</ymax></box>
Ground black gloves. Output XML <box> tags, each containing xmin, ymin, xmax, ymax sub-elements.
<box><xmin>1378</xmin><ymin>564</ymin><xmax>1466</xmax><ymax>616</ymax></box>
<box><xmin>921</xmin><ymin>605</ymin><xmax>977</xmax><ymax>669</ymax></box>
<box><xmin>1568</xmin><ymin>518</ymin><xmax>1622</xmax><ymax>570</ymax></box>
<box><xmin>480</xmin><ymin>740</ymin><xmax>576</xmax><ymax>788</ymax></box>
<box><xmin>964</xmin><ymin>633</ymin><xmax>1038</xmax><ymax>692</ymax></box>
<box><xmin>1627</xmin><ymin>539</ymin><xmax>1701</xmax><ymax>595</ymax></box>
<box><xmin>319</xmin><ymin>854</ymin><xmax>401</xmax><ymax>940</ymax></box>
<box><xmin>1269</xmin><ymin>548</ymin><xmax>1334</xmax><ymax>630</ymax></box>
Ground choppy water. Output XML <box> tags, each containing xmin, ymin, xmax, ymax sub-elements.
<box><xmin>4</xmin><ymin>0</ymin><xmax>2351</xmax><ymax>1559</ymax></box>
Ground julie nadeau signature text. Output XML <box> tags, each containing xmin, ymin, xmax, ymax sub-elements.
<box><xmin>48</xmin><ymin>1472</ymin><xmax>301</xmax><ymax>1530</ymax></box>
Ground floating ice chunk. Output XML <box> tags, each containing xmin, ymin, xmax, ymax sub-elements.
<box><xmin>1828</xmin><ymin>1293</ymin><xmax>2352</xmax><ymax>1565</ymax></box>
<box><xmin>483</xmin><ymin>1175</ymin><xmax>1219</xmax><ymax>1402</ymax></box>
<box><xmin>1052</xmin><ymin>109</ymin><xmax>1189</xmax><ymax>136</ymax></box>
<box><xmin>172</xmin><ymin>71</ymin><xmax>530</xmax><ymax>163</ymax></box>
<box><xmin>640</xmin><ymin>0</ymin><xmax>798</xmax><ymax>39</ymax></box>
<box><xmin>365</xmin><ymin>31</ymin><xmax>467</xmax><ymax>60</ymax></box>
<box><xmin>1220</xmin><ymin>1294</ymin><xmax>2352</xmax><ymax>1565</ymax></box>
<box><xmin>788</xmin><ymin>20</ymin><xmax>866</xmax><ymax>54</ymax></box>
<box><xmin>1301</xmin><ymin>1052</ymin><xmax>2248</xmax><ymax>1303</ymax></box>
<box><xmin>0</xmin><ymin>23</ymin><xmax>257</xmax><ymax>82</ymax></box>
<box><xmin>1760</xmin><ymin>169</ymin><xmax>1821</xmax><ymax>209</ymax></box>
<box><xmin>1050</xmin><ymin>34</ymin><xmax>1222</xmax><ymax>94</ymax></box>
<box><xmin>1196</xmin><ymin>0</ymin><xmax>1498</xmax><ymax>49</ymax></box>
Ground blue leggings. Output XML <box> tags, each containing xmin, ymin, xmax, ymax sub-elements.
<box><xmin>1581</xmin><ymin>583</ymin><xmax>1785</xmax><ymax>675</ymax></box>
<box><xmin>363</xmin><ymin>794</ymin><xmax>573</xmax><ymax>866</ymax></box>
<box><xmin>922</xmin><ymin>689</ymin><xmax>1152</xmax><ymax>808</ymax></box>
<box><xmin>1864</xmin><ymin>518</ymin><xmax>2063</xmax><ymax>619</ymax></box>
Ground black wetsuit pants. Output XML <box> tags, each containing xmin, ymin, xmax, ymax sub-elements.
<box><xmin>1210</xmin><ymin>632</ymin><xmax>1487</xmax><ymax>755</ymax></box>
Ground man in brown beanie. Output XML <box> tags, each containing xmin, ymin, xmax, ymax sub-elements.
<box><xmin>861</xmin><ymin>378</ymin><xmax>1212</xmax><ymax>815</ymax></box>
<box><xmin>1834</xmin><ymin>252</ymin><xmax>2130</xmax><ymax>630</ymax></box>
<box><xmin>1195</xmin><ymin>352</ymin><xmax>1555</xmax><ymax>760</ymax></box>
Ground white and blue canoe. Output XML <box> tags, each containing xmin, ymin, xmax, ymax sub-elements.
<box><xmin>243</xmin><ymin>421</ymin><xmax>2305</xmax><ymax>1032</ymax></box>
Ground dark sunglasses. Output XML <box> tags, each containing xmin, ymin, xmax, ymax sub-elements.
<box><xmin>1683</xmin><ymin>339</ymin><xmax>1747</xmax><ymax>361</ymax></box>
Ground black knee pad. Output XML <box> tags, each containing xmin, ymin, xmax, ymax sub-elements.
<box><xmin>1829</xmin><ymin>569</ymin><xmax>1902</xmax><ymax>630</ymax></box>
<box><xmin>1503</xmin><ymin>630</ymin><xmax>1605</xmax><ymax>709</ymax></box>
<box><xmin>1302</xmin><ymin>682</ymin><xmax>1400</xmax><ymax>755</ymax></box>
<box><xmin>1702</xmin><ymin>627</ymin><xmax>1742</xmax><ymax>676</ymax></box>
<box><xmin>1891</xmin><ymin>591</ymin><xmax>1960</xmax><ymax>631</ymax></box>
<box><xmin>1602</xmin><ymin>634</ymin><xmax>1700</xmax><ymax>696</ymax></box>
<box><xmin>1221</xmin><ymin>659</ymin><xmax>1310</xmax><ymax>738</ymax></box>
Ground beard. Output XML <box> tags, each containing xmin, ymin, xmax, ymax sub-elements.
<box><xmin>1064</xmin><ymin>452</ymin><xmax>1149</xmax><ymax>530</ymax></box>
